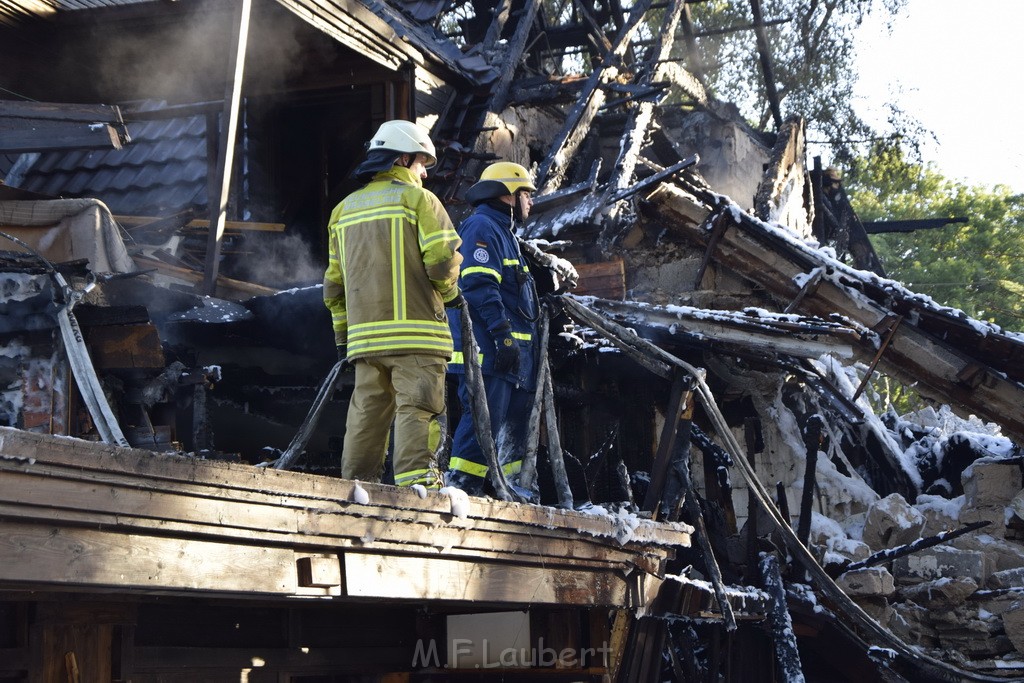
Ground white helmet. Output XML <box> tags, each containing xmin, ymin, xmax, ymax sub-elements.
<box><xmin>368</xmin><ymin>120</ymin><xmax>437</xmax><ymax>168</ymax></box>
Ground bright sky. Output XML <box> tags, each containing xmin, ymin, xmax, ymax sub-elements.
<box><xmin>851</xmin><ymin>0</ymin><xmax>1024</xmax><ymax>194</ymax></box>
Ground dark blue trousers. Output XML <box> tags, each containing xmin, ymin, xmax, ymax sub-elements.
<box><xmin>448</xmin><ymin>373</ymin><xmax>533</xmax><ymax>487</ymax></box>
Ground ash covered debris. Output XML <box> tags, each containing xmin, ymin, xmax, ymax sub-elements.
<box><xmin>1</xmin><ymin>0</ymin><xmax>1024</xmax><ymax>681</ymax></box>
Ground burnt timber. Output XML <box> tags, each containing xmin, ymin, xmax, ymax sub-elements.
<box><xmin>3</xmin><ymin>0</ymin><xmax>1024</xmax><ymax>681</ymax></box>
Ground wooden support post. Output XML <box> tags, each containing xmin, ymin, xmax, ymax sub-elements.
<box><xmin>812</xmin><ymin>155</ymin><xmax>825</xmax><ymax>242</ymax></box>
<box><xmin>460</xmin><ymin>308</ymin><xmax>517</xmax><ymax>501</ymax></box>
<box><xmin>201</xmin><ymin>0</ymin><xmax>252</xmax><ymax>295</ymax></box>
<box><xmin>759</xmin><ymin>552</ymin><xmax>806</xmax><ymax>682</ymax></box>
<box><xmin>796</xmin><ymin>415</ymin><xmax>823</xmax><ymax>547</ymax></box>
<box><xmin>784</xmin><ymin>266</ymin><xmax>824</xmax><ymax>313</ymax></box>
<box><xmin>519</xmin><ymin>302</ymin><xmax>550</xmax><ymax>492</ymax></box>
<box><xmin>851</xmin><ymin>314</ymin><xmax>903</xmax><ymax>401</ymax></box>
<box><xmin>542</xmin><ymin>341</ymin><xmax>575</xmax><ymax>509</ymax></box>
<box><xmin>745</xmin><ymin>417</ymin><xmax>759</xmax><ymax>580</ymax></box>
<box><xmin>678</xmin><ymin>434</ymin><xmax>737</xmax><ymax>631</ymax></box>
<box><xmin>694</xmin><ymin>425</ymin><xmax>738</xmax><ymax>534</ymax></box>
<box><xmin>642</xmin><ymin>371</ymin><xmax>694</xmax><ymax>517</ymax></box>
<box><xmin>776</xmin><ymin>481</ymin><xmax>791</xmax><ymax>528</ymax></box>
<box><xmin>691</xmin><ymin>210</ymin><xmax>730</xmax><ymax>289</ymax></box>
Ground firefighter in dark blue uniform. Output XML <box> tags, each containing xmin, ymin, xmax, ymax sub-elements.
<box><xmin>446</xmin><ymin>162</ymin><xmax>539</xmax><ymax>496</ymax></box>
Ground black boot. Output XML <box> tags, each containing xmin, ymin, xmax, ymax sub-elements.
<box><xmin>445</xmin><ymin>469</ymin><xmax>486</xmax><ymax>496</ymax></box>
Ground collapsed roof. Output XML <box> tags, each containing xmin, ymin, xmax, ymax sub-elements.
<box><xmin>2</xmin><ymin>0</ymin><xmax>1024</xmax><ymax>681</ymax></box>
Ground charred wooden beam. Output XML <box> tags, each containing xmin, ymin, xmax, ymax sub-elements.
<box><xmin>0</xmin><ymin>100</ymin><xmax>129</xmax><ymax>155</ymax></box>
<box><xmin>692</xmin><ymin>424</ymin><xmax>737</xmax><ymax>535</ymax></box>
<box><xmin>541</xmin><ymin>329</ymin><xmax>575</xmax><ymax>508</ymax></box>
<box><xmin>759</xmin><ymin>552</ymin><xmax>806</xmax><ymax>681</ymax></box>
<box><xmin>519</xmin><ymin>305</ymin><xmax>548</xmax><ymax>492</ymax></box>
<box><xmin>645</xmin><ymin>182</ymin><xmax>1024</xmax><ymax>444</ymax></box>
<box><xmin>796</xmin><ymin>415</ymin><xmax>823</xmax><ymax>547</ymax></box>
<box><xmin>535</xmin><ymin>0</ymin><xmax>657</xmax><ymax>194</ymax></box>
<box><xmin>609</xmin><ymin>154</ymin><xmax>698</xmax><ymax>202</ymax></box>
<box><xmin>844</xmin><ymin>520</ymin><xmax>991</xmax><ymax>573</ymax></box>
<box><xmin>488</xmin><ymin>0</ymin><xmax>541</xmax><ymax>115</ymax></box>
<box><xmin>461</xmin><ymin>308</ymin><xmax>519</xmax><ymax>502</ymax></box>
<box><xmin>851</xmin><ymin>314</ymin><xmax>902</xmax><ymax>401</ymax></box>
<box><xmin>744</xmin><ymin>418</ymin><xmax>760</xmax><ymax>577</ymax></box>
<box><xmin>0</xmin><ymin>119</ymin><xmax>124</xmax><ymax>154</ymax></box>
<box><xmin>642</xmin><ymin>371</ymin><xmax>695</xmax><ymax>517</ymax></box>
<box><xmin>676</xmin><ymin>429</ymin><xmax>737</xmax><ymax>631</ymax></box>
<box><xmin>862</xmin><ymin>217</ymin><xmax>969</xmax><ymax>234</ymax></box>
<box><xmin>598</xmin><ymin>0</ymin><xmax>686</xmax><ymax>231</ymax></box>
<box><xmin>271</xmin><ymin>361</ymin><xmax>348</xmax><ymax>471</ymax></box>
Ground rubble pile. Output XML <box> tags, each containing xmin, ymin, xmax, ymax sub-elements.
<box><xmin>805</xmin><ymin>409</ymin><xmax>1024</xmax><ymax>675</ymax></box>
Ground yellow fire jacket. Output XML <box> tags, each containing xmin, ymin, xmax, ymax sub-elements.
<box><xmin>323</xmin><ymin>165</ymin><xmax>463</xmax><ymax>360</ymax></box>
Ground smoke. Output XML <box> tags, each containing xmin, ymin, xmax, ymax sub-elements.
<box><xmin>79</xmin><ymin>2</ymin><xmax>309</xmax><ymax>103</ymax></box>
<box><xmin>230</xmin><ymin>231</ymin><xmax>323</xmax><ymax>290</ymax></box>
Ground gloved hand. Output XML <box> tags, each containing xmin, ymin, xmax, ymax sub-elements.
<box><xmin>336</xmin><ymin>345</ymin><xmax>347</xmax><ymax>363</ymax></box>
<box><xmin>493</xmin><ymin>335</ymin><xmax>520</xmax><ymax>375</ymax></box>
<box><xmin>445</xmin><ymin>292</ymin><xmax>466</xmax><ymax>309</ymax></box>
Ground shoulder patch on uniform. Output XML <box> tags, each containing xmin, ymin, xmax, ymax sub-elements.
<box><xmin>473</xmin><ymin>247</ymin><xmax>490</xmax><ymax>263</ymax></box>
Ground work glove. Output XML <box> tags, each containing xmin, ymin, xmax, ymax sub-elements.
<box><xmin>445</xmin><ymin>292</ymin><xmax>466</xmax><ymax>309</ymax></box>
<box><xmin>493</xmin><ymin>335</ymin><xmax>520</xmax><ymax>375</ymax></box>
<box><xmin>336</xmin><ymin>345</ymin><xmax>347</xmax><ymax>363</ymax></box>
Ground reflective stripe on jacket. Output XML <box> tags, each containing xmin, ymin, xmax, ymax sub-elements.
<box><xmin>323</xmin><ymin>165</ymin><xmax>463</xmax><ymax>359</ymax></box>
<box><xmin>448</xmin><ymin>203</ymin><xmax>538</xmax><ymax>388</ymax></box>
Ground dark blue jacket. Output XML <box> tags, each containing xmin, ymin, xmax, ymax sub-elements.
<box><xmin>448</xmin><ymin>203</ymin><xmax>538</xmax><ymax>390</ymax></box>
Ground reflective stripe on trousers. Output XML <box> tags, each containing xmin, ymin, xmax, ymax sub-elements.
<box><xmin>342</xmin><ymin>354</ymin><xmax>445</xmax><ymax>488</ymax></box>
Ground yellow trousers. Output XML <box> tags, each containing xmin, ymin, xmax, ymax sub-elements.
<box><xmin>342</xmin><ymin>354</ymin><xmax>446</xmax><ymax>487</ymax></box>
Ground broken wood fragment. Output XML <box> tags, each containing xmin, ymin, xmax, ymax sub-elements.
<box><xmin>691</xmin><ymin>209</ymin><xmax>730</xmax><ymax>289</ymax></box>
<box><xmin>609</xmin><ymin>153</ymin><xmax>699</xmax><ymax>203</ymax></box>
<box><xmin>844</xmin><ymin>520</ymin><xmax>991</xmax><ymax>573</ymax></box>
<box><xmin>535</xmin><ymin>0</ymin><xmax>658</xmax><ymax>193</ymax></box>
<box><xmin>784</xmin><ymin>266</ymin><xmax>824</xmax><ymax>313</ymax></box>
<box><xmin>850</xmin><ymin>314</ymin><xmax>902</xmax><ymax>402</ymax></box>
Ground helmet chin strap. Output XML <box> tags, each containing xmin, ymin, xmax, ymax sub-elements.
<box><xmin>512</xmin><ymin>199</ymin><xmax>525</xmax><ymax>223</ymax></box>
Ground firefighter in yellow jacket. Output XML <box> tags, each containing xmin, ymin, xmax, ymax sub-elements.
<box><xmin>323</xmin><ymin>120</ymin><xmax>464</xmax><ymax>488</ymax></box>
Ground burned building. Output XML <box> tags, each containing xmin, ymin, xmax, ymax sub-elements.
<box><xmin>2</xmin><ymin>0</ymin><xmax>1024</xmax><ymax>681</ymax></box>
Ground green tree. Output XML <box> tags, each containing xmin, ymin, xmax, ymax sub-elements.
<box><xmin>686</xmin><ymin>0</ymin><xmax>910</xmax><ymax>162</ymax></box>
<box><xmin>846</xmin><ymin>142</ymin><xmax>1024</xmax><ymax>333</ymax></box>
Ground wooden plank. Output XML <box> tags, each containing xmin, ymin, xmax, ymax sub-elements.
<box><xmin>132</xmin><ymin>254</ymin><xmax>278</xmax><ymax>297</ymax></box>
<box><xmin>344</xmin><ymin>554</ymin><xmax>636</xmax><ymax>607</ymax></box>
<box><xmin>575</xmin><ymin>259</ymin><xmax>625</xmax><ymax>300</ymax></box>
<box><xmin>0</xmin><ymin>522</ymin><xmax>297</xmax><ymax>594</ymax></box>
<box><xmin>86</xmin><ymin>323</ymin><xmax>165</xmax><ymax>370</ymax></box>
<box><xmin>0</xmin><ymin>468</ymin><xmax>661</xmax><ymax>574</ymax></box>
<box><xmin>647</xmin><ymin>184</ymin><xmax>1024</xmax><ymax>443</ymax></box>
<box><xmin>0</xmin><ymin>437</ymin><xmax>683</xmax><ymax>585</ymax></box>
<box><xmin>201</xmin><ymin>0</ymin><xmax>252</xmax><ymax>295</ymax></box>
<box><xmin>115</xmin><ymin>215</ymin><xmax>287</xmax><ymax>233</ymax></box>
<box><xmin>0</xmin><ymin>427</ymin><xmax>691</xmax><ymax>549</ymax></box>
<box><xmin>0</xmin><ymin>119</ymin><xmax>121</xmax><ymax>154</ymax></box>
<box><xmin>0</xmin><ymin>100</ymin><xmax>124</xmax><ymax>123</ymax></box>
